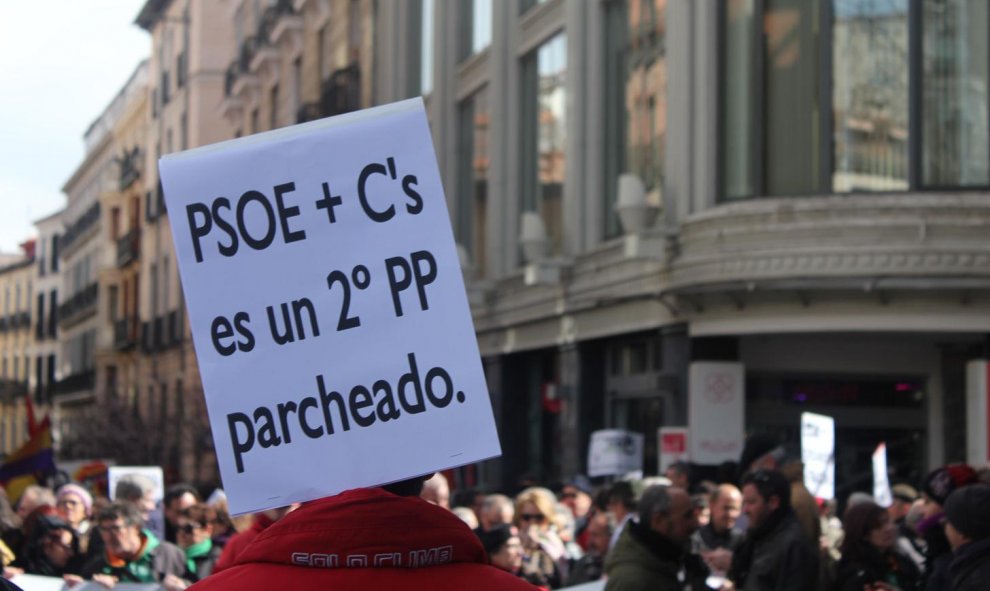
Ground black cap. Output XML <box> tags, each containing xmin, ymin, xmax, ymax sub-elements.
<box><xmin>476</xmin><ymin>524</ymin><xmax>514</xmax><ymax>555</ymax></box>
<box><xmin>944</xmin><ymin>484</ymin><xmax>990</xmax><ymax>541</ymax></box>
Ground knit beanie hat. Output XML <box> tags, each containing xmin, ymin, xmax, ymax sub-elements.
<box><xmin>923</xmin><ymin>464</ymin><xmax>978</xmax><ymax>506</ymax></box>
<box><xmin>56</xmin><ymin>484</ymin><xmax>93</xmax><ymax>516</ymax></box>
<box><xmin>944</xmin><ymin>484</ymin><xmax>990</xmax><ymax>541</ymax></box>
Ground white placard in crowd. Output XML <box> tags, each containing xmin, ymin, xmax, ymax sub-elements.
<box><xmin>873</xmin><ymin>442</ymin><xmax>893</xmax><ymax>507</ymax></box>
<box><xmin>588</xmin><ymin>430</ymin><xmax>644</xmax><ymax>477</ymax></box>
<box><xmin>160</xmin><ymin>98</ymin><xmax>501</xmax><ymax>515</ymax></box>
<box><xmin>688</xmin><ymin>362</ymin><xmax>745</xmax><ymax>464</ymax></box>
<box><xmin>657</xmin><ymin>427</ymin><xmax>689</xmax><ymax>474</ymax></box>
<box><xmin>801</xmin><ymin>412</ymin><xmax>835</xmax><ymax>499</ymax></box>
<box><xmin>11</xmin><ymin>574</ymin><xmax>160</xmax><ymax>591</ymax></box>
<box><xmin>107</xmin><ymin>466</ymin><xmax>165</xmax><ymax>539</ymax></box>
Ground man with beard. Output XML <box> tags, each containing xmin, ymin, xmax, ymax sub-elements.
<box><xmin>727</xmin><ymin>471</ymin><xmax>818</xmax><ymax>591</ymax></box>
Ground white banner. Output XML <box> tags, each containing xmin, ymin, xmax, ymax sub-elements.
<box><xmin>107</xmin><ymin>466</ymin><xmax>165</xmax><ymax>540</ymax></box>
<box><xmin>588</xmin><ymin>430</ymin><xmax>644</xmax><ymax>477</ymax></box>
<box><xmin>688</xmin><ymin>362</ymin><xmax>745</xmax><ymax>464</ymax></box>
<box><xmin>160</xmin><ymin>98</ymin><xmax>501</xmax><ymax>514</ymax></box>
<box><xmin>801</xmin><ymin>412</ymin><xmax>835</xmax><ymax>499</ymax></box>
<box><xmin>11</xmin><ymin>574</ymin><xmax>160</xmax><ymax>591</ymax></box>
<box><xmin>657</xmin><ymin>427</ymin><xmax>689</xmax><ymax>474</ymax></box>
<box><xmin>873</xmin><ymin>442</ymin><xmax>892</xmax><ymax>507</ymax></box>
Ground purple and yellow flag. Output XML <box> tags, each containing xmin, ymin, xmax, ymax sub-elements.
<box><xmin>0</xmin><ymin>396</ymin><xmax>55</xmax><ymax>502</ymax></box>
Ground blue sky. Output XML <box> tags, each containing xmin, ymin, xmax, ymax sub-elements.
<box><xmin>0</xmin><ymin>1</ymin><xmax>148</xmax><ymax>253</ymax></box>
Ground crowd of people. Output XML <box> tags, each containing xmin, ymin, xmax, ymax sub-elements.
<box><xmin>0</xmin><ymin>435</ymin><xmax>987</xmax><ymax>590</ymax></box>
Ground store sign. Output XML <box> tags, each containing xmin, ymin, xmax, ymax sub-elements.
<box><xmin>801</xmin><ymin>412</ymin><xmax>835</xmax><ymax>499</ymax></box>
<box><xmin>688</xmin><ymin>362</ymin><xmax>744</xmax><ymax>464</ymax></box>
<box><xmin>965</xmin><ymin>360</ymin><xmax>990</xmax><ymax>466</ymax></box>
<box><xmin>160</xmin><ymin>98</ymin><xmax>501</xmax><ymax>514</ymax></box>
<box><xmin>657</xmin><ymin>427</ymin><xmax>689</xmax><ymax>473</ymax></box>
<box><xmin>588</xmin><ymin>430</ymin><xmax>644</xmax><ymax>477</ymax></box>
<box><xmin>873</xmin><ymin>442</ymin><xmax>892</xmax><ymax>507</ymax></box>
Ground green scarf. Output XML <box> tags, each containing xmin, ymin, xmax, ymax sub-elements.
<box><xmin>184</xmin><ymin>538</ymin><xmax>213</xmax><ymax>576</ymax></box>
<box><xmin>100</xmin><ymin>529</ymin><xmax>160</xmax><ymax>583</ymax></box>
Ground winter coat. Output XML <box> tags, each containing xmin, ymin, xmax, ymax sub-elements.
<box><xmin>188</xmin><ymin>488</ymin><xmax>538</xmax><ymax>591</ymax></box>
<box><xmin>949</xmin><ymin>538</ymin><xmax>990</xmax><ymax>591</ymax></box>
<box><xmin>832</xmin><ymin>545</ymin><xmax>920</xmax><ymax>591</ymax></box>
<box><xmin>604</xmin><ymin>521</ymin><xmax>687</xmax><ymax>591</ymax></box>
<box><xmin>211</xmin><ymin>512</ymin><xmax>276</xmax><ymax>573</ymax></box>
<box><xmin>728</xmin><ymin>508</ymin><xmax>819</xmax><ymax>591</ymax></box>
<box><xmin>81</xmin><ymin>529</ymin><xmax>188</xmax><ymax>583</ymax></box>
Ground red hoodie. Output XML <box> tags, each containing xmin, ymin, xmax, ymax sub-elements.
<box><xmin>211</xmin><ymin>512</ymin><xmax>276</xmax><ymax>573</ymax></box>
<box><xmin>190</xmin><ymin>488</ymin><xmax>537</xmax><ymax>591</ymax></box>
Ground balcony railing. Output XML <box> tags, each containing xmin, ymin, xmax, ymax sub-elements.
<box><xmin>114</xmin><ymin>317</ymin><xmax>137</xmax><ymax>351</ymax></box>
<box><xmin>320</xmin><ymin>64</ymin><xmax>362</xmax><ymax>118</ymax></box>
<box><xmin>1</xmin><ymin>312</ymin><xmax>32</xmax><ymax>333</ymax></box>
<box><xmin>52</xmin><ymin>371</ymin><xmax>95</xmax><ymax>397</ymax></box>
<box><xmin>118</xmin><ymin>146</ymin><xmax>142</xmax><ymax>191</ymax></box>
<box><xmin>116</xmin><ymin>228</ymin><xmax>140</xmax><ymax>268</ymax></box>
<box><xmin>57</xmin><ymin>283</ymin><xmax>98</xmax><ymax>328</ymax></box>
<box><xmin>60</xmin><ymin>202</ymin><xmax>101</xmax><ymax>254</ymax></box>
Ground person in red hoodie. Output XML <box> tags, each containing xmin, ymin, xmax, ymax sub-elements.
<box><xmin>210</xmin><ymin>505</ymin><xmax>294</xmax><ymax>573</ymax></box>
<box><xmin>189</xmin><ymin>475</ymin><xmax>537</xmax><ymax>590</ymax></box>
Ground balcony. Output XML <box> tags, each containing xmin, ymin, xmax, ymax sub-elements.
<box><xmin>320</xmin><ymin>64</ymin><xmax>362</xmax><ymax>118</ymax></box>
<box><xmin>116</xmin><ymin>228</ymin><xmax>140</xmax><ymax>268</ymax></box>
<box><xmin>114</xmin><ymin>317</ymin><xmax>137</xmax><ymax>351</ymax></box>
<box><xmin>51</xmin><ymin>371</ymin><xmax>95</xmax><ymax>398</ymax></box>
<box><xmin>118</xmin><ymin>146</ymin><xmax>142</xmax><ymax>191</ymax></box>
<box><xmin>60</xmin><ymin>202</ymin><xmax>101</xmax><ymax>255</ymax></box>
<box><xmin>57</xmin><ymin>283</ymin><xmax>98</xmax><ymax>329</ymax></box>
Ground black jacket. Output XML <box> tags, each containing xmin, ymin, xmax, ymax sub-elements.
<box><xmin>728</xmin><ymin>508</ymin><xmax>819</xmax><ymax>591</ymax></box>
<box><xmin>949</xmin><ymin>538</ymin><xmax>990</xmax><ymax>591</ymax></box>
<box><xmin>833</xmin><ymin>545</ymin><xmax>919</xmax><ymax>591</ymax></box>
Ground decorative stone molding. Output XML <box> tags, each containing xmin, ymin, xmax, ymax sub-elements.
<box><xmin>669</xmin><ymin>193</ymin><xmax>990</xmax><ymax>293</ymax></box>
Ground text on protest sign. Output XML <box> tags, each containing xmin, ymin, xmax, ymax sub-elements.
<box><xmin>588</xmin><ymin>430</ymin><xmax>644</xmax><ymax>477</ymax></box>
<box><xmin>160</xmin><ymin>98</ymin><xmax>501</xmax><ymax>514</ymax></box>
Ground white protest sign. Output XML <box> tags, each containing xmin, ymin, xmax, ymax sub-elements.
<box><xmin>658</xmin><ymin>427</ymin><xmax>689</xmax><ymax>474</ymax></box>
<box><xmin>588</xmin><ymin>430</ymin><xmax>644</xmax><ymax>477</ymax></box>
<box><xmin>160</xmin><ymin>98</ymin><xmax>501</xmax><ymax>514</ymax></box>
<box><xmin>108</xmin><ymin>466</ymin><xmax>165</xmax><ymax>539</ymax></box>
<box><xmin>688</xmin><ymin>362</ymin><xmax>745</xmax><ymax>464</ymax></box>
<box><xmin>11</xmin><ymin>574</ymin><xmax>160</xmax><ymax>591</ymax></box>
<box><xmin>801</xmin><ymin>412</ymin><xmax>835</xmax><ymax>499</ymax></box>
<box><xmin>873</xmin><ymin>442</ymin><xmax>893</xmax><ymax>507</ymax></box>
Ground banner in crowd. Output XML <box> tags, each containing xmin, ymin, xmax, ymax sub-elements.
<box><xmin>160</xmin><ymin>98</ymin><xmax>501</xmax><ymax>514</ymax></box>
<box><xmin>657</xmin><ymin>427</ymin><xmax>689</xmax><ymax>474</ymax></box>
<box><xmin>108</xmin><ymin>466</ymin><xmax>165</xmax><ymax>539</ymax></box>
<box><xmin>588</xmin><ymin>429</ymin><xmax>644</xmax><ymax>477</ymax></box>
<box><xmin>801</xmin><ymin>412</ymin><xmax>835</xmax><ymax>499</ymax></box>
<box><xmin>688</xmin><ymin>362</ymin><xmax>744</xmax><ymax>464</ymax></box>
<box><xmin>11</xmin><ymin>574</ymin><xmax>159</xmax><ymax>591</ymax></box>
<box><xmin>872</xmin><ymin>442</ymin><xmax>893</xmax><ymax>507</ymax></box>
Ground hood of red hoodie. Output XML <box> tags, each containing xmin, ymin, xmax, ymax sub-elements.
<box><xmin>232</xmin><ymin>488</ymin><xmax>487</xmax><ymax>570</ymax></box>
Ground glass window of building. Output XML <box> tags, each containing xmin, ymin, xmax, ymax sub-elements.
<box><xmin>722</xmin><ymin>0</ymin><xmax>989</xmax><ymax>200</ymax></box>
<box><xmin>460</xmin><ymin>0</ymin><xmax>492</xmax><ymax>60</ymax></box>
<box><xmin>457</xmin><ymin>87</ymin><xmax>490</xmax><ymax>277</ymax></box>
<box><xmin>833</xmin><ymin>0</ymin><xmax>909</xmax><ymax>192</ymax></box>
<box><xmin>922</xmin><ymin>0</ymin><xmax>989</xmax><ymax>187</ymax></box>
<box><xmin>604</xmin><ymin>0</ymin><xmax>667</xmax><ymax>238</ymax></box>
<box><xmin>521</xmin><ymin>33</ymin><xmax>567</xmax><ymax>258</ymax></box>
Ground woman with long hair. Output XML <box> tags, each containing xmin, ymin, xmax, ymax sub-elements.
<box><xmin>834</xmin><ymin>501</ymin><xmax>919</xmax><ymax>591</ymax></box>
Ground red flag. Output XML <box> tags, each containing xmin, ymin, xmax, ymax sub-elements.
<box><xmin>24</xmin><ymin>395</ymin><xmax>49</xmax><ymax>438</ymax></box>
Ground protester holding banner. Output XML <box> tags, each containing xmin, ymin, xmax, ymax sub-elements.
<box><xmin>832</xmin><ymin>501</ymin><xmax>919</xmax><ymax>591</ymax></box>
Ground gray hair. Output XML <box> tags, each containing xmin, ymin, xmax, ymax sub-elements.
<box><xmin>482</xmin><ymin>493</ymin><xmax>513</xmax><ymax>514</ymax></box>
<box><xmin>637</xmin><ymin>484</ymin><xmax>672</xmax><ymax>524</ymax></box>
<box><xmin>115</xmin><ymin>474</ymin><xmax>156</xmax><ymax>502</ymax></box>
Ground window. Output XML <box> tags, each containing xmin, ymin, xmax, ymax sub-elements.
<box><xmin>721</xmin><ymin>0</ymin><xmax>990</xmax><ymax>199</ymax></box>
<box><xmin>461</xmin><ymin>0</ymin><xmax>492</xmax><ymax>59</ymax></box>
<box><xmin>521</xmin><ymin>33</ymin><xmax>567</xmax><ymax>257</ymax></box>
<box><xmin>922</xmin><ymin>0</ymin><xmax>989</xmax><ymax>186</ymax></box>
<box><xmin>412</xmin><ymin>0</ymin><xmax>435</xmax><ymax>96</ymax></box>
<box><xmin>270</xmin><ymin>84</ymin><xmax>280</xmax><ymax>130</ymax></box>
<box><xmin>457</xmin><ymin>87</ymin><xmax>490</xmax><ymax>276</ymax></box>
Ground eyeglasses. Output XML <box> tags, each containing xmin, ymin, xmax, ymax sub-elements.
<box><xmin>99</xmin><ymin>523</ymin><xmax>129</xmax><ymax>535</ymax></box>
<box><xmin>177</xmin><ymin>522</ymin><xmax>203</xmax><ymax>535</ymax></box>
<box><xmin>519</xmin><ymin>513</ymin><xmax>546</xmax><ymax>523</ymax></box>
